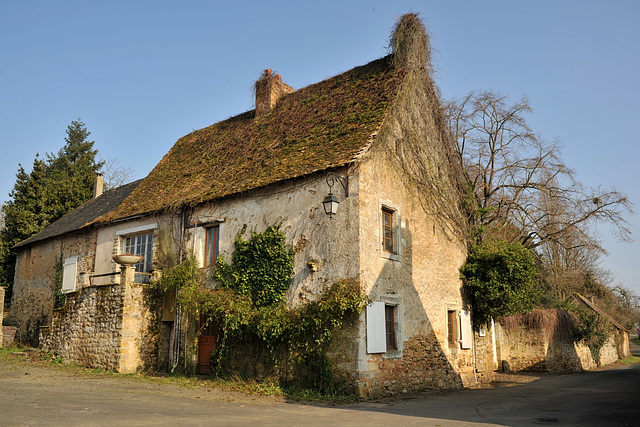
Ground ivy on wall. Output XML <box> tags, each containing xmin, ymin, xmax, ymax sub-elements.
<box><xmin>157</xmin><ymin>225</ymin><xmax>366</xmax><ymax>391</ymax></box>
<box><xmin>460</xmin><ymin>238</ymin><xmax>540</xmax><ymax>329</ymax></box>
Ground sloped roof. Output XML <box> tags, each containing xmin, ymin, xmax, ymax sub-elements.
<box><xmin>574</xmin><ymin>293</ymin><xmax>627</xmax><ymax>331</ymax></box>
<box><xmin>15</xmin><ymin>180</ymin><xmax>141</xmax><ymax>248</ymax></box>
<box><xmin>101</xmin><ymin>56</ymin><xmax>406</xmax><ymax>221</ymax></box>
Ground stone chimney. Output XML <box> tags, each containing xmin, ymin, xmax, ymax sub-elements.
<box><xmin>93</xmin><ymin>173</ymin><xmax>104</xmax><ymax>198</ymax></box>
<box><xmin>255</xmin><ymin>69</ymin><xmax>294</xmax><ymax>119</ymax></box>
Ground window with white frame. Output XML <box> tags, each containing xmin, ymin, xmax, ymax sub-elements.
<box><xmin>61</xmin><ymin>256</ymin><xmax>79</xmax><ymax>293</ymax></box>
<box><xmin>124</xmin><ymin>232</ymin><xmax>154</xmax><ymax>273</ymax></box>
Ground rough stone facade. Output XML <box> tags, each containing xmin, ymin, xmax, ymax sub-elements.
<box><xmin>495</xmin><ymin>313</ymin><xmax>629</xmax><ymax>373</ymax></box>
<box><xmin>10</xmin><ymin>230</ymin><xmax>97</xmax><ymax>346</ymax></box>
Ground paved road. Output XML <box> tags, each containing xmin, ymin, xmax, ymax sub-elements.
<box><xmin>1</xmin><ymin>346</ymin><xmax>639</xmax><ymax>426</ymax></box>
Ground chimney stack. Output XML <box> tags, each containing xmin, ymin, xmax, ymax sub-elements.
<box><xmin>255</xmin><ymin>69</ymin><xmax>294</xmax><ymax>119</ymax></box>
<box><xmin>93</xmin><ymin>173</ymin><xmax>104</xmax><ymax>198</ymax></box>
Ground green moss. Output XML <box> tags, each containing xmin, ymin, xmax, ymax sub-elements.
<box><xmin>102</xmin><ymin>56</ymin><xmax>405</xmax><ymax>220</ymax></box>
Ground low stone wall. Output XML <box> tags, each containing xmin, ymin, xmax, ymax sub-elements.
<box><xmin>39</xmin><ymin>267</ymin><xmax>156</xmax><ymax>373</ymax></box>
<box><xmin>495</xmin><ymin>310</ymin><xmax>628</xmax><ymax>373</ymax></box>
<box><xmin>40</xmin><ymin>283</ymin><xmax>124</xmax><ymax>370</ymax></box>
<box><xmin>2</xmin><ymin>327</ymin><xmax>16</xmax><ymax>347</ymax></box>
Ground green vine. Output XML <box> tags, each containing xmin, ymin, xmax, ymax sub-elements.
<box><xmin>157</xmin><ymin>226</ymin><xmax>366</xmax><ymax>391</ymax></box>
<box><xmin>570</xmin><ymin>305</ymin><xmax>608</xmax><ymax>365</ymax></box>
<box><xmin>460</xmin><ymin>238</ymin><xmax>540</xmax><ymax>329</ymax></box>
<box><xmin>213</xmin><ymin>225</ymin><xmax>294</xmax><ymax>307</ymax></box>
<box><xmin>54</xmin><ymin>252</ymin><xmax>65</xmax><ymax>309</ymax></box>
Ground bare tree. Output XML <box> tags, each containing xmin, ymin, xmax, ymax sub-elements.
<box><xmin>446</xmin><ymin>91</ymin><xmax>632</xmax><ymax>252</ymax></box>
<box><xmin>99</xmin><ymin>157</ymin><xmax>135</xmax><ymax>190</ymax></box>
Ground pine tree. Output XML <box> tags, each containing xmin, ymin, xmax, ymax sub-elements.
<box><xmin>0</xmin><ymin>119</ymin><xmax>104</xmax><ymax>299</ymax></box>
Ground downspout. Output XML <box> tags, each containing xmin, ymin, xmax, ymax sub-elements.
<box><xmin>170</xmin><ymin>209</ymin><xmax>187</xmax><ymax>372</ymax></box>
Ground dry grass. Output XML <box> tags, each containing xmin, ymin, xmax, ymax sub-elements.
<box><xmin>499</xmin><ymin>309</ymin><xmax>574</xmax><ymax>341</ymax></box>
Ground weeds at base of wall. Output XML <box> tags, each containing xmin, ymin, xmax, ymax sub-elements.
<box><xmin>156</xmin><ymin>226</ymin><xmax>367</xmax><ymax>394</ymax></box>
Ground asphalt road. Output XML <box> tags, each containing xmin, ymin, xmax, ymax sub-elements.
<box><xmin>1</xmin><ymin>345</ymin><xmax>639</xmax><ymax>426</ymax></box>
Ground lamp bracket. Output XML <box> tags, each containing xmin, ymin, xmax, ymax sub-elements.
<box><xmin>326</xmin><ymin>172</ymin><xmax>349</xmax><ymax>198</ymax></box>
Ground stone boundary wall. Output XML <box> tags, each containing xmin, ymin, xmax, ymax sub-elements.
<box><xmin>40</xmin><ymin>283</ymin><xmax>124</xmax><ymax>370</ymax></box>
<box><xmin>495</xmin><ymin>313</ymin><xmax>627</xmax><ymax>373</ymax></box>
<box><xmin>3</xmin><ymin>327</ymin><xmax>16</xmax><ymax>347</ymax></box>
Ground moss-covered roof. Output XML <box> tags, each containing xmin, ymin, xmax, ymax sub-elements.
<box><xmin>102</xmin><ymin>56</ymin><xmax>405</xmax><ymax>221</ymax></box>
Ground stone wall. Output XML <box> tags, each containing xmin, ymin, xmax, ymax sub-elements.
<box><xmin>356</xmin><ymin>333</ymin><xmax>464</xmax><ymax>398</ymax></box>
<box><xmin>40</xmin><ymin>265</ymin><xmax>157</xmax><ymax>373</ymax></box>
<box><xmin>11</xmin><ymin>230</ymin><xmax>97</xmax><ymax>346</ymax></box>
<box><xmin>495</xmin><ymin>312</ymin><xmax>628</xmax><ymax>373</ymax></box>
<box><xmin>40</xmin><ymin>282</ymin><xmax>123</xmax><ymax>370</ymax></box>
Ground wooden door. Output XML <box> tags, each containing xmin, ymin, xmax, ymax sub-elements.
<box><xmin>198</xmin><ymin>315</ymin><xmax>218</xmax><ymax>374</ymax></box>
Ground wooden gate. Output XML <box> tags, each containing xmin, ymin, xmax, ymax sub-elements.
<box><xmin>198</xmin><ymin>315</ymin><xmax>219</xmax><ymax>374</ymax></box>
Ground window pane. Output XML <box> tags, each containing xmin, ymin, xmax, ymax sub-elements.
<box><xmin>205</xmin><ymin>226</ymin><xmax>218</xmax><ymax>267</ymax></box>
<box><xmin>382</xmin><ymin>210</ymin><xmax>393</xmax><ymax>253</ymax></box>
<box><xmin>385</xmin><ymin>305</ymin><xmax>395</xmax><ymax>349</ymax></box>
<box><xmin>123</xmin><ymin>233</ymin><xmax>153</xmax><ymax>273</ymax></box>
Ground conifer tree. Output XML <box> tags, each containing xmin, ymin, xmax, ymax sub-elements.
<box><xmin>0</xmin><ymin>119</ymin><xmax>104</xmax><ymax>300</ymax></box>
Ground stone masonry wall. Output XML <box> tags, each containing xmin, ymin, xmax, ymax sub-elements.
<box><xmin>41</xmin><ymin>282</ymin><xmax>124</xmax><ymax>370</ymax></box>
<box><xmin>11</xmin><ymin>230</ymin><xmax>97</xmax><ymax>346</ymax></box>
<box><xmin>356</xmin><ymin>333</ymin><xmax>464</xmax><ymax>398</ymax></box>
<box><xmin>495</xmin><ymin>317</ymin><xmax>625</xmax><ymax>373</ymax></box>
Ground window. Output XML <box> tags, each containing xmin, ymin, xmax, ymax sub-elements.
<box><xmin>385</xmin><ymin>304</ymin><xmax>396</xmax><ymax>350</ymax></box>
<box><xmin>204</xmin><ymin>226</ymin><xmax>219</xmax><ymax>267</ymax></box>
<box><xmin>366</xmin><ymin>297</ymin><xmax>403</xmax><ymax>356</ymax></box>
<box><xmin>447</xmin><ymin>310</ymin><xmax>458</xmax><ymax>347</ymax></box>
<box><xmin>61</xmin><ymin>256</ymin><xmax>79</xmax><ymax>293</ymax></box>
<box><xmin>378</xmin><ymin>200</ymin><xmax>400</xmax><ymax>261</ymax></box>
<box><xmin>124</xmin><ymin>232</ymin><xmax>154</xmax><ymax>273</ymax></box>
<box><xmin>382</xmin><ymin>208</ymin><xmax>394</xmax><ymax>253</ymax></box>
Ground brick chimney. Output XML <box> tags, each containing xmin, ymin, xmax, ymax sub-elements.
<box><xmin>255</xmin><ymin>69</ymin><xmax>294</xmax><ymax>119</ymax></box>
<box><xmin>93</xmin><ymin>173</ymin><xmax>104</xmax><ymax>198</ymax></box>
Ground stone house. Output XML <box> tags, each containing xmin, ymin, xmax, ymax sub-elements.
<box><xmin>10</xmin><ymin>15</ymin><xmax>494</xmax><ymax>396</ymax></box>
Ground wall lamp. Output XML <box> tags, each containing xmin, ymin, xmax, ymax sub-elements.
<box><xmin>322</xmin><ymin>172</ymin><xmax>348</xmax><ymax>219</ymax></box>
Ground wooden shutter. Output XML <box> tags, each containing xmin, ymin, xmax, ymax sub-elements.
<box><xmin>366</xmin><ymin>302</ymin><xmax>386</xmax><ymax>353</ymax></box>
<box><xmin>61</xmin><ymin>256</ymin><xmax>79</xmax><ymax>293</ymax></box>
<box><xmin>460</xmin><ymin>310</ymin><xmax>473</xmax><ymax>349</ymax></box>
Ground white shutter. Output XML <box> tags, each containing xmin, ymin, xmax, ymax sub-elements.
<box><xmin>460</xmin><ymin>310</ymin><xmax>473</xmax><ymax>349</ymax></box>
<box><xmin>61</xmin><ymin>256</ymin><xmax>79</xmax><ymax>293</ymax></box>
<box><xmin>366</xmin><ymin>302</ymin><xmax>386</xmax><ymax>353</ymax></box>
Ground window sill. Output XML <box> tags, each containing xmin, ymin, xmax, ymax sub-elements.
<box><xmin>380</xmin><ymin>251</ymin><xmax>400</xmax><ymax>262</ymax></box>
<box><xmin>382</xmin><ymin>348</ymin><xmax>403</xmax><ymax>359</ymax></box>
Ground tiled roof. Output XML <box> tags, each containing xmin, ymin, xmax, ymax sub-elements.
<box><xmin>102</xmin><ymin>56</ymin><xmax>405</xmax><ymax>221</ymax></box>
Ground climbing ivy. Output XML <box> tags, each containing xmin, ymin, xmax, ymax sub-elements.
<box><xmin>157</xmin><ymin>226</ymin><xmax>366</xmax><ymax>392</ymax></box>
<box><xmin>53</xmin><ymin>252</ymin><xmax>65</xmax><ymax>309</ymax></box>
<box><xmin>570</xmin><ymin>305</ymin><xmax>609</xmax><ymax>365</ymax></box>
<box><xmin>460</xmin><ymin>238</ymin><xmax>540</xmax><ymax>329</ymax></box>
<box><xmin>213</xmin><ymin>225</ymin><xmax>294</xmax><ymax>307</ymax></box>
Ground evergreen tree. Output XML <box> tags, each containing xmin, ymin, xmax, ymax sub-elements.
<box><xmin>0</xmin><ymin>119</ymin><xmax>104</xmax><ymax>300</ymax></box>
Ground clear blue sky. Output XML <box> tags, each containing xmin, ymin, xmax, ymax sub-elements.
<box><xmin>1</xmin><ymin>1</ymin><xmax>638</xmax><ymax>294</ymax></box>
